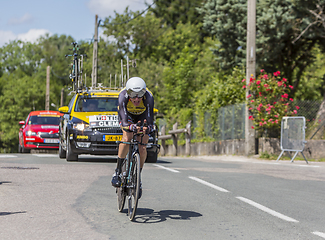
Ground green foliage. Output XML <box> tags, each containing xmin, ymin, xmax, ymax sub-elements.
<box><xmin>0</xmin><ymin>73</ymin><xmax>44</xmax><ymax>151</ymax></box>
<box><xmin>153</xmin><ymin>22</ymin><xmax>203</xmax><ymax>62</ymax></box>
<box><xmin>199</xmin><ymin>0</ymin><xmax>325</xmax><ymax>96</ymax></box>
<box><xmin>131</xmin><ymin>58</ymin><xmax>165</xmax><ymax>112</ymax></box>
<box><xmin>194</xmin><ymin>67</ymin><xmax>246</xmax><ymax>138</ymax></box>
<box><xmin>260</xmin><ymin>151</ymin><xmax>271</xmax><ymax>159</ymax></box>
<box><xmin>152</xmin><ymin>0</ymin><xmax>205</xmax><ymax>29</ymax></box>
<box><xmin>295</xmin><ymin>45</ymin><xmax>325</xmax><ymax>101</ymax></box>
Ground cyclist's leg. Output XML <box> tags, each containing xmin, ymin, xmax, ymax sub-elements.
<box><xmin>137</xmin><ymin>133</ymin><xmax>148</xmax><ymax>200</ymax></box>
<box><xmin>112</xmin><ymin>129</ymin><xmax>133</xmax><ymax>187</ymax></box>
<box><xmin>118</xmin><ymin>130</ymin><xmax>133</xmax><ymax>158</ymax></box>
<box><xmin>136</xmin><ymin>115</ymin><xmax>150</xmax><ymax>168</ymax></box>
<box><xmin>137</xmin><ymin>134</ymin><xmax>149</xmax><ymax>169</ymax></box>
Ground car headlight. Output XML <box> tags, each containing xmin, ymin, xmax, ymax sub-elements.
<box><xmin>26</xmin><ymin>131</ymin><xmax>37</xmax><ymax>136</ymax></box>
<box><xmin>73</xmin><ymin>123</ymin><xmax>90</xmax><ymax>131</ymax></box>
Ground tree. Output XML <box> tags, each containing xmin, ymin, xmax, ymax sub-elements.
<box><xmin>194</xmin><ymin>67</ymin><xmax>246</xmax><ymax>138</ymax></box>
<box><xmin>291</xmin><ymin>0</ymin><xmax>325</xmax><ymax>139</ymax></box>
<box><xmin>151</xmin><ymin>0</ymin><xmax>205</xmax><ymax>29</ymax></box>
<box><xmin>0</xmin><ymin>35</ymin><xmax>80</xmax><ymax>151</ymax></box>
<box><xmin>199</xmin><ymin>0</ymin><xmax>325</xmax><ymax>97</ymax></box>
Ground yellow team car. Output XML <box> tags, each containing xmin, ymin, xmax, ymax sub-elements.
<box><xmin>58</xmin><ymin>87</ymin><xmax>159</xmax><ymax>162</ymax></box>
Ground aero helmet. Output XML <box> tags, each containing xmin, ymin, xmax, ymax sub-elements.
<box><xmin>126</xmin><ymin>77</ymin><xmax>146</xmax><ymax>98</ymax></box>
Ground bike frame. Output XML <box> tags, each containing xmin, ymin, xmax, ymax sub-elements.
<box><xmin>65</xmin><ymin>42</ymin><xmax>86</xmax><ymax>91</ymax></box>
<box><xmin>123</xmin><ymin>135</ymin><xmax>141</xmax><ymax>186</ymax></box>
<box><xmin>117</xmin><ymin>131</ymin><xmax>145</xmax><ymax>221</ymax></box>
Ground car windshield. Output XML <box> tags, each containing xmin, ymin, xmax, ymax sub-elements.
<box><xmin>29</xmin><ymin>116</ymin><xmax>61</xmax><ymax>125</ymax></box>
<box><xmin>75</xmin><ymin>97</ymin><xmax>118</xmax><ymax>112</ymax></box>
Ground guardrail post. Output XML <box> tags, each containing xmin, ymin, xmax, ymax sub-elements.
<box><xmin>172</xmin><ymin>122</ymin><xmax>178</xmax><ymax>156</ymax></box>
<box><xmin>160</xmin><ymin>125</ymin><xmax>166</xmax><ymax>156</ymax></box>
<box><xmin>185</xmin><ymin>121</ymin><xmax>191</xmax><ymax>155</ymax></box>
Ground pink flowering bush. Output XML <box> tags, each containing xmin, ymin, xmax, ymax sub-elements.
<box><xmin>243</xmin><ymin>70</ymin><xmax>299</xmax><ymax>137</ymax></box>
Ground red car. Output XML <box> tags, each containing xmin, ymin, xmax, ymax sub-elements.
<box><xmin>18</xmin><ymin>110</ymin><xmax>63</xmax><ymax>153</ymax></box>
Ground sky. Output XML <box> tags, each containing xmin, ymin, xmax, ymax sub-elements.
<box><xmin>0</xmin><ymin>0</ymin><xmax>153</xmax><ymax>47</ymax></box>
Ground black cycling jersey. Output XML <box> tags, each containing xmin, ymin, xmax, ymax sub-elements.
<box><xmin>118</xmin><ymin>88</ymin><xmax>154</xmax><ymax>132</ymax></box>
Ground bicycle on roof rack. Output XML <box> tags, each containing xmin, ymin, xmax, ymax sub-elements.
<box><xmin>65</xmin><ymin>42</ymin><xmax>87</xmax><ymax>92</ymax></box>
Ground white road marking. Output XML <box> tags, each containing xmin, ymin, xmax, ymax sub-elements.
<box><xmin>218</xmin><ymin>158</ymin><xmax>321</xmax><ymax>168</ymax></box>
<box><xmin>297</xmin><ymin>164</ymin><xmax>320</xmax><ymax>168</ymax></box>
<box><xmin>312</xmin><ymin>232</ymin><xmax>325</xmax><ymax>239</ymax></box>
<box><xmin>189</xmin><ymin>176</ymin><xmax>229</xmax><ymax>193</ymax></box>
<box><xmin>236</xmin><ymin>196</ymin><xmax>299</xmax><ymax>223</ymax></box>
<box><xmin>153</xmin><ymin>164</ymin><xmax>180</xmax><ymax>173</ymax></box>
<box><xmin>0</xmin><ymin>155</ymin><xmax>17</xmax><ymax>158</ymax></box>
<box><xmin>32</xmin><ymin>154</ymin><xmax>58</xmax><ymax>158</ymax></box>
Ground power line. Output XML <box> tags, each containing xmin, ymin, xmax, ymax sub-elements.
<box><xmin>51</xmin><ymin>69</ymin><xmax>67</xmax><ymax>80</ymax></box>
<box><xmin>99</xmin><ymin>1</ymin><xmax>156</xmax><ymax>27</ymax></box>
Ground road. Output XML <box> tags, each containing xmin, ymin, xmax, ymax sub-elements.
<box><xmin>1</xmin><ymin>153</ymin><xmax>325</xmax><ymax>240</ymax></box>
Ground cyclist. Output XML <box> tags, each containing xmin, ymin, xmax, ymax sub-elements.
<box><xmin>111</xmin><ymin>77</ymin><xmax>154</xmax><ymax>198</ymax></box>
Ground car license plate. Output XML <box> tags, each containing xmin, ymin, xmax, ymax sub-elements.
<box><xmin>103</xmin><ymin>135</ymin><xmax>122</xmax><ymax>141</ymax></box>
<box><xmin>44</xmin><ymin>138</ymin><xmax>59</xmax><ymax>143</ymax></box>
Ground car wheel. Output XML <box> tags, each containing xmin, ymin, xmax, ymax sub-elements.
<box><xmin>21</xmin><ymin>140</ymin><xmax>30</xmax><ymax>153</ymax></box>
<box><xmin>58</xmin><ymin>140</ymin><xmax>66</xmax><ymax>159</ymax></box>
<box><xmin>146</xmin><ymin>151</ymin><xmax>158</xmax><ymax>163</ymax></box>
<box><xmin>66</xmin><ymin>135</ymin><xmax>78</xmax><ymax>161</ymax></box>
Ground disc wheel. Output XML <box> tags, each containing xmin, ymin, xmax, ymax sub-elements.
<box><xmin>128</xmin><ymin>153</ymin><xmax>141</xmax><ymax>221</ymax></box>
<box><xmin>117</xmin><ymin>159</ymin><xmax>126</xmax><ymax>212</ymax></box>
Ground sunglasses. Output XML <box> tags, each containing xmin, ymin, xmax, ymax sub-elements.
<box><xmin>128</xmin><ymin>89</ymin><xmax>146</xmax><ymax>98</ymax></box>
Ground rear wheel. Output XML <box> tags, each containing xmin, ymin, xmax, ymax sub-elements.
<box><xmin>66</xmin><ymin>135</ymin><xmax>78</xmax><ymax>161</ymax></box>
<box><xmin>128</xmin><ymin>153</ymin><xmax>141</xmax><ymax>221</ymax></box>
<box><xmin>117</xmin><ymin>159</ymin><xmax>126</xmax><ymax>212</ymax></box>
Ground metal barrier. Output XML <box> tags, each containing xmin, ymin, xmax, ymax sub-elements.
<box><xmin>276</xmin><ymin>116</ymin><xmax>308</xmax><ymax>163</ymax></box>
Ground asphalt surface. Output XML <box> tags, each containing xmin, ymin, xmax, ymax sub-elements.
<box><xmin>1</xmin><ymin>153</ymin><xmax>325</xmax><ymax>240</ymax></box>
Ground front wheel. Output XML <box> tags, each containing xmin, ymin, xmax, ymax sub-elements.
<box><xmin>128</xmin><ymin>153</ymin><xmax>141</xmax><ymax>221</ymax></box>
<box><xmin>21</xmin><ymin>140</ymin><xmax>30</xmax><ymax>153</ymax></box>
<box><xmin>66</xmin><ymin>135</ymin><xmax>78</xmax><ymax>161</ymax></box>
<box><xmin>117</xmin><ymin>159</ymin><xmax>126</xmax><ymax>212</ymax></box>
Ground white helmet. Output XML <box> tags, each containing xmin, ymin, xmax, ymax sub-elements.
<box><xmin>126</xmin><ymin>77</ymin><xmax>146</xmax><ymax>98</ymax></box>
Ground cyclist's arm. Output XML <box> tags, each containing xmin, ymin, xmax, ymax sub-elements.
<box><xmin>118</xmin><ymin>90</ymin><xmax>134</xmax><ymax>132</ymax></box>
<box><xmin>144</xmin><ymin>91</ymin><xmax>155</xmax><ymax>133</ymax></box>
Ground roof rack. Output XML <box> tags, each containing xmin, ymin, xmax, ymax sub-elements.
<box><xmin>87</xmin><ymin>83</ymin><xmax>122</xmax><ymax>92</ymax></box>
<box><xmin>68</xmin><ymin>83</ymin><xmax>123</xmax><ymax>95</ymax></box>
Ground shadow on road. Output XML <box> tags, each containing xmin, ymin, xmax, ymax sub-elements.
<box><xmin>77</xmin><ymin>156</ymin><xmax>118</xmax><ymax>163</ymax></box>
<box><xmin>133</xmin><ymin>208</ymin><xmax>202</xmax><ymax>223</ymax></box>
<box><xmin>76</xmin><ymin>157</ymin><xmax>171</xmax><ymax>164</ymax></box>
<box><xmin>156</xmin><ymin>159</ymin><xmax>172</xmax><ymax>164</ymax></box>
<box><xmin>0</xmin><ymin>181</ymin><xmax>12</xmax><ymax>185</ymax></box>
<box><xmin>0</xmin><ymin>211</ymin><xmax>26</xmax><ymax>216</ymax></box>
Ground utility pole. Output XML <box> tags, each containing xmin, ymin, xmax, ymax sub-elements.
<box><xmin>127</xmin><ymin>56</ymin><xmax>130</xmax><ymax>80</ymax></box>
<box><xmin>121</xmin><ymin>59</ymin><xmax>123</xmax><ymax>87</ymax></box>
<box><xmin>92</xmin><ymin>14</ymin><xmax>98</xmax><ymax>88</ymax></box>
<box><xmin>245</xmin><ymin>0</ymin><xmax>256</xmax><ymax>155</ymax></box>
<box><xmin>45</xmin><ymin>66</ymin><xmax>50</xmax><ymax>110</ymax></box>
<box><xmin>60</xmin><ymin>88</ymin><xmax>64</xmax><ymax>107</ymax></box>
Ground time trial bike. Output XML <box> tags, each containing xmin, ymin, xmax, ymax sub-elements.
<box><xmin>116</xmin><ymin>123</ymin><xmax>145</xmax><ymax>221</ymax></box>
